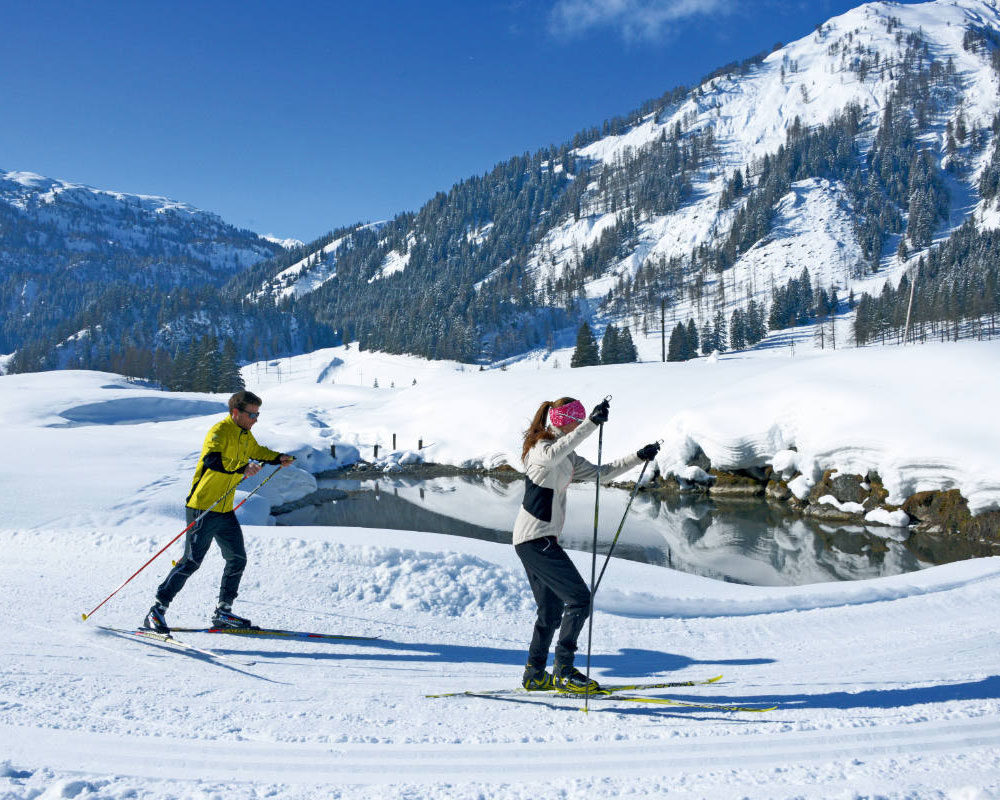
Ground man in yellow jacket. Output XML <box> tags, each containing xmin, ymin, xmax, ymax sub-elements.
<box><xmin>143</xmin><ymin>390</ymin><xmax>294</xmax><ymax>632</ymax></box>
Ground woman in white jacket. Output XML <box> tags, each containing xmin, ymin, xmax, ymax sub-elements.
<box><xmin>513</xmin><ymin>396</ymin><xmax>660</xmax><ymax>693</ymax></box>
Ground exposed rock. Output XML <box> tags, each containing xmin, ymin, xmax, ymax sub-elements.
<box><xmin>708</xmin><ymin>469</ymin><xmax>766</xmax><ymax>497</ymax></box>
<box><xmin>804</xmin><ymin>499</ymin><xmax>863</xmax><ymax>521</ymax></box>
<box><xmin>648</xmin><ymin>473</ymin><xmax>684</xmax><ymax>494</ymax></box>
<box><xmin>807</xmin><ymin>469</ymin><xmax>865</xmax><ymax>506</ymax></box>
<box><xmin>903</xmin><ymin>489</ymin><xmax>971</xmax><ymax>535</ymax></box>
<box><xmin>830</xmin><ymin>473</ymin><xmax>867</xmax><ymax>504</ymax></box>
<box><xmin>864</xmin><ymin>471</ymin><xmax>890</xmax><ymax>509</ymax></box>
<box><xmin>807</xmin><ymin>469</ymin><xmax>835</xmax><ymax>504</ymax></box>
<box><xmin>766</xmin><ymin>479</ymin><xmax>792</xmax><ymax>501</ymax></box>
<box><xmin>897</xmin><ymin>490</ymin><xmax>1000</xmax><ymax>541</ymax></box>
<box><xmin>686</xmin><ymin>445</ymin><xmax>712</xmax><ymax>472</ymax></box>
<box><xmin>490</xmin><ymin>463</ymin><xmax>522</xmax><ymax>478</ymax></box>
<box><xmin>963</xmin><ymin>510</ymin><xmax>1000</xmax><ymax>543</ymax></box>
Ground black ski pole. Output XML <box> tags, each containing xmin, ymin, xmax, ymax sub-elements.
<box><xmin>584</xmin><ymin>395</ymin><xmax>610</xmax><ymax>711</ymax></box>
<box><xmin>593</xmin><ymin>459</ymin><xmax>650</xmax><ymax>597</ymax></box>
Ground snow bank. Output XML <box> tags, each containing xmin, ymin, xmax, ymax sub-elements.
<box><xmin>327</xmin><ymin>544</ymin><xmax>533</xmax><ymax>617</ymax></box>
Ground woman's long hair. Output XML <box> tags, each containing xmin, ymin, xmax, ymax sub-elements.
<box><xmin>522</xmin><ymin>396</ymin><xmax>576</xmax><ymax>463</ymax></box>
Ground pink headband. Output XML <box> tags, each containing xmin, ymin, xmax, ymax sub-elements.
<box><xmin>549</xmin><ymin>400</ymin><xmax>585</xmax><ymax>428</ymax></box>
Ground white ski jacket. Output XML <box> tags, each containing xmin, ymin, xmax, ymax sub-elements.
<box><xmin>512</xmin><ymin>418</ymin><xmax>642</xmax><ymax>546</ymax></box>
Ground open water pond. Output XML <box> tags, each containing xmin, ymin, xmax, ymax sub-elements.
<box><xmin>274</xmin><ymin>475</ymin><xmax>940</xmax><ymax>586</ymax></box>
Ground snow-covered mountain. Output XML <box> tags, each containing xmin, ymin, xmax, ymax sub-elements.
<box><xmin>0</xmin><ymin>169</ymin><xmax>287</xmax><ymax>286</ymax></box>
<box><xmin>264</xmin><ymin>0</ymin><xmax>1000</xmax><ymax>362</ymax></box>
<box><xmin>246</xmin><ymin>222</ymin><xmax>384</xmax><ymax>303</ymax></box>
<box><xmin>566</xmin><ymin>0</ymin><xmax>999</xmax><ymax>301</ymax></box>
<box><xmin>0</xmin><ymin>170</ymin><xmax>325</xmax><ymax>372</ymax></box>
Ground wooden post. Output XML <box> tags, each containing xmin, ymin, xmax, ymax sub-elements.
<box><xmin>374</xmin><ymin>444</ymin><xmax>379</xmax><ymax>458</ymax></box>
<box><xmin>392</xmin><ymin>433</ymin><xmax>397</xmax><ymax>450</ymax></box>
<box><xmin>418</xmin><ymin>438</ymin><xmax>423</xmax><ymax>450</ymax></box>
<box><xmin>330</xmin><ymin>444</ymin><xmax>336</xmax><ymax>458</ymax></box>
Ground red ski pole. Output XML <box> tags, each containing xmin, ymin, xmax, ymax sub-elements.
<box><xmin>81</xmin><ymin>464</ymin><xmax>283</xmax><ymax>621</ymax></box>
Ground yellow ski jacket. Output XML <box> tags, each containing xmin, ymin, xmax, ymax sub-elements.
<box><xmin>186</xmin><ymin>415</ymin><xmax>282</xmax><ymax>512</ymax></box>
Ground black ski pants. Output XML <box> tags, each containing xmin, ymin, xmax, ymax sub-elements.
<box><xmin>515</xmin><ymin>535</ymin><xmax>592</xmax><ymax>671</ymax></box>
<box><xmin>156</xmin><ymin>508</ymin><xmax>247</xmax><ymax>608</ymax></box>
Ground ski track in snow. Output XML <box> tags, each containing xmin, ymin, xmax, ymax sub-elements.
<box><xmin>4</xmin><ymin>716</ymin><xmax>1000</xmax><ymax>786</ymax></box>
<box><xmin>3</xmin><ymin>520</ymin><xmax>1000</xmax><ymax>798</ymax></box>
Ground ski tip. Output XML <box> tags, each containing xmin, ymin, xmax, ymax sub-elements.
<box><xmin>707</xmin><ymin>674</ymin><xmax>724</xmax><ymax>683</ymax></box>
<box><xmin>81</xmin><ymin>613</ymin><xmax>88</xmax><ymax>621</ymax></box>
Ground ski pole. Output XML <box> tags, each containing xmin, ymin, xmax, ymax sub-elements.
<box><xmin>81</xmin><ymin>464</ymin><xmax>283</xmax><ymax>621</ymax></box>
<box><xmin>592</xmin><ymin>456</ymin><xmax>654</xmax><ymax>597</ymax></box>
<box><xmin>584</xmin><ymin>394</ymin><xmax>610</xmax><ymax>711</ymax></box>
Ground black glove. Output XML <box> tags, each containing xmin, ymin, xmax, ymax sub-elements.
<box><xmin>589</xmin><ymin>399</ymin><xmax>610</xmax><ymax>425</ymax></box>
<box><xmin>637</xmin><ymin>442</ymin><xmax>660</xmax><ymax>461</ymax></box>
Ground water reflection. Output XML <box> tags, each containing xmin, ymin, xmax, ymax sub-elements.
<box><xmin>274</xmin><ymin>475</ymin><xmax>931</xmax><ymax>586</ymax></box>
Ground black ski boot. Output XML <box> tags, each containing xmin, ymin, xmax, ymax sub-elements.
<box><xmin>211</xmin><ymin>603</ymin><xmax>253</xmax><ymax>629</ymax></box>
<box><xmin>553</xmin><ymin>664</ymin><xmax>601</xmax><ymax>693</ymax></box>
<box><xmin>522</xmin><ymin>665</ymin><xmax>555</xmax><ymax>691</ymax></box>
<box><xmin>143</xmin><ymin>602</ymin><xmax>169</xmax><ymax>633</ymax></box>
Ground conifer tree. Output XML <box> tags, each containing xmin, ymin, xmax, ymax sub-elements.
<box><xmin>713</xmin><ymin>309</ymin><xmax>728</xmax><ymax>353</ymax></box>
<box><xmin>570</xmin><ymin>322</ymin><xmax>600</xmax><ymax>367</ymax></box>
<box><xmin>730</xmin><ymin>308</ymin><xmax>746</xmax><ymax>350</ymax></box>
<box><xmin>195</xmin><ymin>335</ymin><xmax>221</xmax><ymax>392</ymax></box>
<box><xmin>618</xmin><ymin>326</ymin><xmax>638</xmax><ymax>362</ymax></box>
<box><xmin>600</xmin><ymin>325</ymin><xmax>620</xmax><ymax>364</ymax></box>
<box><xmin>220</xmin><ymin>339</ymin><xmax>245</xmax><ymax>392</ymax></box>
<box><xmin>667</xmin><ymin>323</ymin><xmax>687</xmax><ymax>361</ymax></box>
<box><xmin>746</xmin><ymin>300</ymin><xmax>766</xmax><ymax>344</ymax></box>
<box><xmin>700</xmin><ymin>320</ymin><xmax>715</xmax><ymax>356</ymax></box>
<box><xmin>685</xmin><ymin>318</ymin><xmax>700</xmax><ymax>359</ymax></box>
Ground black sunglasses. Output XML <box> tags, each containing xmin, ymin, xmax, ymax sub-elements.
<box><xmin>239</xmin><ymin>408</ymin><xmax>260</xmax><ymax>420</ymax></box>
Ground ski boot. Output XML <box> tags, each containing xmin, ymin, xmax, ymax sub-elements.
<box><xmin>211</xmin><ymin>603</ymin><xmax>254</xmax><ymax>629</ymax></box>
<box><xmin>522</xmin><ymin>665</ymin><xmax>556</xmax><ymax>691</ymax></box>
<box><xmin>142</xmin><ymin>602</ymin><xmax>169</xmax><ymax>634</ymax></box>
<box><xmin>553</xmin><ymin>664</ymin><xmax>602</xmax><ymax>694</ymax></box>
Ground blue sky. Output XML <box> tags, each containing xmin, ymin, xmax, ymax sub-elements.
<box><xmin>1</xmin><ymin>0</ymin><xmax>921</xmax><ymax>242</ymax></box>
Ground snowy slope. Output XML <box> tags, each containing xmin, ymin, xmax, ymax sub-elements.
<box><xmin>249</xmin><ymin>222</ymin><xmax>391</xmax><ymax>301</ymax></box>
<box><xmin>3</xmin><ymin>339</ymin><xmax>1000</xmax><ymax>797</ymax></box>
<box><xmin>0</xmin><ymin>168</ymin><xmax>283</xmax><ymax>279</ymax></box>
<box><xmin>557</xmin><ymin>0</ymin><xmax>1000</xmax><ymax>331</ymax></box>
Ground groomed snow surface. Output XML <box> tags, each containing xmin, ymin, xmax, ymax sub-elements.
<box><xmin>3</xmin><ymin>338</ymin><xmax>1000</xmax><ymax>799</ymax></box>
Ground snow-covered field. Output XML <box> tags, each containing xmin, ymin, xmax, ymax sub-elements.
<box><xmin>3</xmin><ymin>338</ymin><xmax>1000</xmax><ymax>799</ymax></box>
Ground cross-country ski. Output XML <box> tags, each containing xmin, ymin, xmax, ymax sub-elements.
<box><xmin>95</xmin><ymin>626</ymin><xmax>256</xmax><ymax>667</ymax></box>
<box><xmin>425</xmin><ymin>674</ymin><xmax>724</xmax><ymax>698</ymax></box>
<box><xmin>166</xmin><ymin>626</ymin><xmax>379</xmax><ymax>641</ymax></box>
